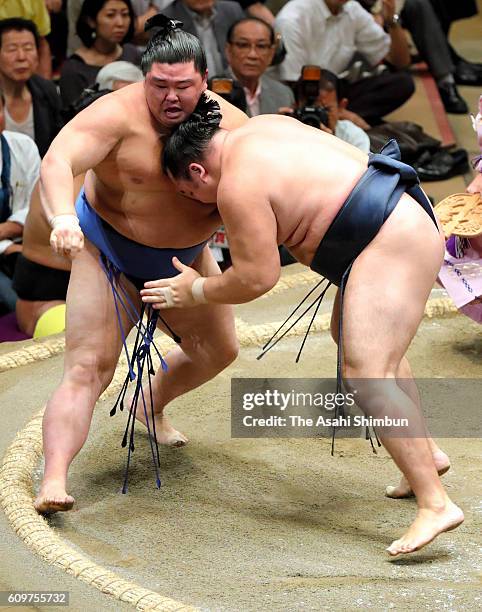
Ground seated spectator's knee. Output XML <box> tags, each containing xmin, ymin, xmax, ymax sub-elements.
<box><xmin>396</xmin><ymin>71</ymin><xmax>416</xmax><ymax>102</ymax></box>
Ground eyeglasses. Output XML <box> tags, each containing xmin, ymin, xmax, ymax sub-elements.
<box><xmin>230</xmin><ymin>41</ymin><xmax>273</xmax><ymax>54</ymax></box>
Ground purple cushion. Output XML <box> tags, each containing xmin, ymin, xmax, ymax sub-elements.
<box><xmin>0</xmin><ymin>312</ymin><xmax>31</xmax><ymax>343</ymax></box>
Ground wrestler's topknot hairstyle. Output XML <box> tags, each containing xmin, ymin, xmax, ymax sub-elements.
<box><xmin>162</xmin><ymin>94</ymin><xmax>222</xmax><ymax>180</ymax></box>
<box><xmin>141</xmin><ymin>14</ymin><xmax>207</xmax><ymax>76</ymax></box>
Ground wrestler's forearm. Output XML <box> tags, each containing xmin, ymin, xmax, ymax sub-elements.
<box><xmin>40</xmin><ymin>153</ymin><xmax>77</xmax><ymax>221</ymax></box>
<box><xmin>202</xmin><ymin>265</ymin><xmax>278</xmax><ymax>304</ymax></box>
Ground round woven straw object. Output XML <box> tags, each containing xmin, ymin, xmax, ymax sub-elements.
<box><xmin>434</xmin><ymin>192</ymin><xmax>482</xmax><ymax>238</ymax></box>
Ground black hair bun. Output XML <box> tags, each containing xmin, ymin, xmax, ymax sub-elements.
<box><xmin>144</xmin><ymin>14</ymin><xmax>183</xmax><ymax>34</ymax></box>
<box><xmin>189</xmin><ymin>93</ymin><xmax>222</xmax><ymax>128</ymax></box>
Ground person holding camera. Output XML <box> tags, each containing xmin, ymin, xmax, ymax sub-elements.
<box><xmin>280</xmin><ymin>66</ymin><xmax>370</xmax><ymax>153</ymax></box>
<box><xmin>275</xmin><ymin>0</ymin><xmax>414</xmax><ymax>126</ymax></box>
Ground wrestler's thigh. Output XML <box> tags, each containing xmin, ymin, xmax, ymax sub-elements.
<box><xmin>63</xmin><ymin>239</ymin><xmax>141</xmax><ymax>370</ymax></box>
<box><xmin>330</xmin><ymin>289</ymin><xmax>341</xmax><ymax>344</ymax></box>
<box><xmin>341</xmin><ymin>195</ymin><xmax>444</xmax><ymax>377</ymax></box>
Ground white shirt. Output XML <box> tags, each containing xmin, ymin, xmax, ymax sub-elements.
<box><xmin>4</xmin><ymin>104</ymin><xmax>35</xmax><ymax>141</ymax></box>
<box><xmin>275</xmin><ymin>0</ymin><xmax>390</xmax><ymax>81</ymax></box>
<box><xmin>335</xmin><ymin>119</ymin><xmax>371</xmax><ymax>153</ymax></box>
<box><xmin>0</xmin><ymin>131</ymin><xmax>41</xmax><ymax>255</ymax></box>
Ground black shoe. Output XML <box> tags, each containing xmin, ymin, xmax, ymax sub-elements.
<box><xmin>414</xmin><ymin>149</ymin><xmax>469</xmax><ymax>182</ymax></box>
<box><xmin>437</xmin><ymin>82</ymin><xmax>468</xmax><ymax>114</ymax></box>
<box><xmin>454</xmin><ymin>61</ymin><xmax>482</xmax><ymax>86</ymax></box>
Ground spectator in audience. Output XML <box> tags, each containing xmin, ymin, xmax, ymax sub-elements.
<box><xmin>60</xmin><ymin>0</ymin><xmax>141</xmax><ymax>109</ymax></box>
<box><xmin>62</xmin><ymin>62</ymin><xmax>142</xmax><ymax>122</ymax></box>
<box><xmin>162</xmin><ymin>0</ymin><xmax>245</xmax><ymax>77</ymax></box>
<box><xmin>428</xmin><ymin>0</ymin><xmax>482</xmax><ymax>84</ymax></box>
<box><xmin>399</xmin><ymin>0</ymin><xmax>478</xmax><ymax>113</ymax></box>
<box><xmin>378</xmin><ymin>0</ymin><xmax>476</xmax><ymax>114</ymax></box>
<box><xmin>130</xmin><ymin>1</ymin><xmax>175</xmax><ymax>45</ymax></box>
<box><xmin>297</xmin><ymin>69</ymin><xmax>371</xmax><ymax>152</ymax></box>
<box><xmin>13</xmin><ymin>179</ymin><xmax>81</xmax><ymax>336</ymax></box>
<box><xmin>224</xmin><ymin>17</ymin><xmax>294</xmax><ymax>116</ymax></box>
<box><xmin>95</xmin><ymin>58</ymin><xmax>143</xmax><ymax>89</ymax></box>
<box><xmin>0</xmin><ymin>19</ymin><xmax>63</xmax><ymax>158</ymax></box>
<box><xmin>0</xmin><ymin>88</ymin><xmax>41</xmax><ymax>314</ymax></box>
<box><xmin>359</xmin><ymin>0</ymin><xmax>480</xmax><ymax>112</ymax></box>
<box><xmin>275</xmin><ymin>0</ymin><xmax>414</xmax><ymax>126</ymax></box>
<box><xmin>46</xmin><ymin>0</ymin><xmax>69</xmax><ymax>75</ymax></box>
<box><xmin>68</xmin><ymin>0</ymin><xmax>174</xmax><ymax>53</ymax></box>
<box><xmin>0</xmin><ymin>1</ymin><xmax>52</xmax><ymax>78</ymax></box>
<box><xmin>236</xmin><ymin>0</ymin><xmax>275</xmax><ymax>25</ymax></box>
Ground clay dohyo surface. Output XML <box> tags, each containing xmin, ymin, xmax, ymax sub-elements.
<box><xmin>28</xmin><ymin>292</ymin><xmax>481</xmax><ymax>611</ymax></box>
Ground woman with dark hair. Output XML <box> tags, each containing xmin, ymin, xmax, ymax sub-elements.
<box><xmin>59</xmin><ymin>0</ymin><xmax>141</xmax><ymax>110</ymax></box>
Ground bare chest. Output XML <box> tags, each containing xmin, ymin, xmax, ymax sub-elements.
<box><xmin>97</xmin><ymin>131</ymin><xmax>169</xmax><ymax>191</ymax></box>
<box><xmin>87</xmin><ymin>130</ymin><xmax>220</xmax><ymax>247</ymax></box>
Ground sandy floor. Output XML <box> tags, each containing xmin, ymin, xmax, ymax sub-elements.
<box><xmin>4</xmin><ymin>280</ymin><xmax>473</xmax><ymax>612</ymax></box>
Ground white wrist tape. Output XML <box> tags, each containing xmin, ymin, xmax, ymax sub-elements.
<box><xmin>49</xmin><ymin>214</ymin><xmax>81</xmax><ymax>230</ymax></box>
<box><xmin>191</xmin><ymin>277</ymin><xmax>208</xmax><ymax>304</ymax></box>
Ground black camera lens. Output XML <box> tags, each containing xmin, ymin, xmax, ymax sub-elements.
<box><xmin>294</xmin><ymin>106</ymin><xmax>330</xmax><ymax>129</ymax></box>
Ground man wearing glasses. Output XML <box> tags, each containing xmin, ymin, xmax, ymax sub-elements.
<box><xmin>225</xmin><ymin>17</ymin><xmax>294</xmax><ymax>116</ymax></box>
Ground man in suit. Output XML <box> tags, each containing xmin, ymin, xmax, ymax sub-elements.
<box><xmin>225</xmin><ymin>17</ymin><xmax>294</xmax><ymax>116</ymax></box>
<box><xmin>163</xmin><ymin>0</ymin><xmax>245</xmax><ymax>75</ymax></box>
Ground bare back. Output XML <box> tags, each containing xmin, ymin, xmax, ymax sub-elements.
<box><xmin>219</xmin><ymin>115</ymin><xmax>369</xmax><ymax>264</ymax></box>
<box><xmin>46</xmin><ymin>83</ymin><xmax>247</xmax><ymax>248</ymax></box>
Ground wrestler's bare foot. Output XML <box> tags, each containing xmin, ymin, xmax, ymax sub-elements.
<box><xmin>136</xmin><ymin>410</ymin><xmax>189</xmax><ymax>447</ymax></box>
<box><xmin>386</xmin><ymin>450</ymin><xmax>451</xmax><ymax>499</ymax></box>
<box><xmin>34</xmin><ymin>480</ymin><xmax>75</xmax><ymax>514</ymax></box>
<box><xmin>386</xmin><ymin>498</ymin><xmax>464</xmax><ymax>556</ymax></box>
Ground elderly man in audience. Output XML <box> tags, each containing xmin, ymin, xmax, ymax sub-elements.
<box><xmin>95</xmin><ymin>59</ymin><xmax>144</xmax><ymax>89</ymax></box>
<box><xmin>275</xmin><ymin>0</ymin><xmax>414</xmax><ymax>126</ymax></box>
<box><xmin>0</xmin><ymin>88</ymin><xmax>41</xmax><ymax>314</ymax></box>
<box><xmin>163</xmin><ymin>0</ymin><xmax>244</xmax><ymax>77</ymax></box>
<box><xmin>0</xmin><ymin>18</ymin><xmax>62</xmax><ymax>158</ymax></box>
<box><xmin>223</xmin><ymin>19</ymin><xmax>369</xmax><ymax>153</ymax></box>
<box><xmin>224</xmin><ymin>17</ymin><xmax>294</xmax><ymax>116</ymax></box>
<box><xmin>0</xmin><ymin>0</ymin><xmax>52</xmax><ymax>78</ymax></box>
